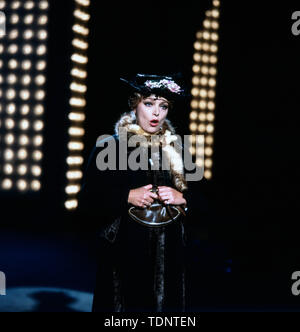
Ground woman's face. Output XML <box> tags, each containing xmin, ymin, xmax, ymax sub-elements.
<box><xmin>134</xmin><ymin>95</ymin><xmax>170</xmax><ymax>134</ymax></box>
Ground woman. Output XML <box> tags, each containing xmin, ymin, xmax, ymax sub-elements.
<box><xmin>79</xmin><ymin>74</ymin><xmax>193</xmax><ymax>312</ymax></box>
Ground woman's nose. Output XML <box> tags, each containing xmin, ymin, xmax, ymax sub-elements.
<box><xmin>153</xmin><ymin>105</ymin><xmax>160</xmax><ymax>116</ymax></box>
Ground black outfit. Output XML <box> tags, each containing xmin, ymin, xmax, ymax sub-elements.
<box><xmin>78</xmin><ymin>134</ymin><xmax>193</xmax><ymax>312</ymax></box>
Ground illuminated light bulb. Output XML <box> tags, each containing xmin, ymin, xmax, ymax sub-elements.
<box><xmin>76</xmin><ymin>0</ymin><xmax>91</xmax><ymax>6</ymax></box>
<box><xmin>2</xmin><ymin>179</ymin><xmax>13</xmax><ymax>190</ymax></box>
<box><xmin>208</xmin><ymin>90</ymin><xmax>216</xmax><ymax>99</ymax></box>
<box><xmin>71</xmin><ymin>68</ymin><xmax>87</xmax><ymax>79</ymax></box>
<box><xmin>10</xmin><ymin>15</ymin><xmax>20</xmax><ymax>24</ymax></box>
<box><xmin>67</xmin><ymin>156</ymin><xmax>83</xmax><ymax>165</ymax></box>
<box><xmin>24</xmin><ymin>1</ymin><xmax>35</xmax><ymax>10</ymax></box>
<box><xmin>208</xmin><ymin>78</ymin><xmax>216</xmax><ymax>87</ymax></box>
<box><xmin>192</xmin><ymin>76</ymin><xmax>200</xmax><ymax>85</ymax></box>
<box><xmin>67</xmin><ymin>171</ymin><xmax>83</xmax><ymax>180</ymax></box>
<box><xmin>34</xmin><ymin>105</ymin><xmax>44</xmax><ymax>115</ymax></box>
<box><xmin>65</xmin><ymin>185</ymin><xmax>81</xmax><ymax>195</ymax></box>
<box><xmin>70</xmin><ymin>97</ymin><xmax>86</xmax><ymax>107</ymax></box>
<box><xmin>65</xmin><ymin>200</ymin><xmax>78</xmax><ymax>210</ymax></box>
<box><xmin>33</xmin><ymin>151</ymin><xmax>43</xmax><ymax>161</ymax></box>
<box><xmin>31</xmin><ymin>166</ymin><xmax>42</xmax><ymax>177</ymax></box>
<box><xmin>205</xmin><ymin>159</ymin><xmax>213</xmax><ymax>168</ymax></box>
<box><xmin>6</xmin><ymin>89</ymin><xmax>16</xmax><ymax>99</ymax></box>
<box><xmin>189</xmin><ymin>146</ymin><xmax>196</xmax><ymax>155</ymax></box>
<box><xmin>23</xmin><ymin>44</ymin><xmax>33</xmax><ymax>55</ymax></box>
<box><xmin>8</xmin><ymin>44</ymin><xmax>18</xmax><ymax>54</ymax></box>
<box><xmin>20</xmin><ymin>119</ymin><xmax>30</xmax><ymax>130</ymax></box>
<box><xmin>17</xmin><ymin>180</ymin><xmax>28</xmax><ymax>191</ymax></box>
<box><xmin>210</xmin><ymin>55</ymin><xmax>218</xmax><ymax>64</ymax></box>
<box><xmin>20</xmin><ymin>90</ymin><xmax>30</xmax><ymax>100</ymax></box>
<box><xmin>4</xmin><ymin>149</ymin><xmax>14</xmax><ymax>160</ymax></box>
<box><xmin>209</xmin><ymin>67</ymin><xmax>217</xmax><ymax>76</ymax></box>
<box><xmin>210</xmin><ymin>44</ymin><xmax>218</xmax><ymax>53</ymax></box>
<box><xmin>71</xmin><ymin>54</ymin><xmax>88</xmax><ymax>64</ymax></box>
<box><xmin>69</xmin><ymin>112</ymin><xmax>85</xmax><ymax>122</ymax></box>
<box><xmin>202</xmin><ymin>54</ymin><xmax>210</xmax><ymax>63</ymax></box>
<box><xmin>189</xmin><ymin>123</ymin><xmax>197</xmax><ymax>133</ymax></box>
<box><xmin>207</xmin><ymin>113</ymin><xmax>215</xmax><ymax>122</ymax></box>
<box><xmin>211</xmin><ymin>9</ymin><xmax>220</xmax><ymax>18</ymax></box>
<box><xmin>204</xmin><ymin>170</ymin><xmax>212</xmax><ymax>180</ymax></box>
<box><xmin>198</xmin><ymin>112</ymin><xmax>206</xmax><ymax>121</ymax></box>
<box><xmin>22</xmin><ymin>60</ymin><xmax>32</xmax><ymax>70</ymax></box>
<box><xmin>5</xmin><ymin>119</ymin><xmax>15</xmax><ymax>129</ymax></box>
<box><xmin>69</xmin><ymin>127</ymin><xmax>85</xmax><ymax>136</ymax></box>
<box><xmin>68</xmin><ymin>142</ymin><xmax>84</xmax><ymax>151</ymax></box>
<box><xmin>190</xmin><ymin>111</ymin><xmax>198</xmax><ymax>121</ymax></box>
<box><xmin>191</xmin><ymin>100</ymin><xmax>199</xmax><ymax>109</ymax></box>
<box><xmin>6</xmin><ymin>103</ymin><xmax>16</xmax><ymax>114</ymax></box>
<box><xmin>22</xmin><ymin>75</ymin><xmax>31</xmax><ymax>85</ymax></box>
<box><xmin>19</xmin><ymin>135</ymin><xmax>29</xmax><ymax>146</ymax></box>
<box><xmin>23</xmin><ymin>30</ymin><xmax>34</xmax><ymax>39</ymax></box>
<box><xmin>24</xmin><ymin>15</ymin><xmax>34</xmax><ymax>25</ymax></box>
<box><xmin>193</xmin><ymin>53</ymin><xmax>201</xmax><ymax>62</ymax></box>
<box><xmin>35</xmin><ymin>90</ymin><xmax>46</xmax><ymax>100</ymax></box>
<box><xmin>37</xmin><ymin>30</ymin><xmax>48</xmax><ymax>40</ymax></box>
<box><xmin>199</xmin><ymin>89</ymin><xmax>208</xmax><ymax>98</ymax></box>
<box><xmin>36</xmin><ymin>60</ymin><xmax>46</xmax><ymax>71</ymax></box>
<box><xmin>206</xmin><ymin>135</ymin><xmax>214</xmax><ymax>145</ymax></box>
<box><xmin>73</xmin><ymin>24</ymin><xmax>89</xmax><ymax>36</ymax></box>
<box><xmin>35</xmin><ymin>75</ymin><xmax>46</xmax><ymax>85</ymax></box>
<box><xmin>205</xmin><ymin>147</ymin><xmax>214</xmax><ymax>157</ymax></box>
<box><xmin>192</xmin><ymin>64</ymin><xmax>200</xmax><ymax>73</ymax></box>
<box><xmin>211</xmin><ymin>21</ymin><xmax>219</xmax><ymax>30</ymax></box>
<box><xmin>198</xmin><ymin>124</ymin><xmax>206</xmax><ymax>133</ymax></box>
<box><xmin>206</xmin><ymin>124</ymin><xmax>215</xmax><ymax>134</ymax></box>
<box><xmin>72</xmin><ymin>38</ymin><xmax>88</xmax><ymax>50</ymax></box>
<box><xmin>202</xmin><ymin>43</ymin><xmax>210</xmax><ymax>51</ymax></box>
<box><xmin>33</xmin><ymin>135</ymin><xmax>43</xmax><ymax>146</ymax></box>
<box><xmin>18</xmin><ymin>165</ymin><xmax>28</xmax><ymax>176</ymax></box>
<box><xmin>38</xmin><ymin>15</ymin><xmax>48</xmax><ymax>25</ymax></box>
<box><xmin>36</xmin><ymin>45</ymin><xmax>47</xmax><ymax>56</ymax></box>
<box><xmin>39</xmin><ymin>1</ymin><xmax>49</xmax><ymax>10</ymax></box>
<box><xmin>7</xmin><ymin>74</ymin><xmax>17</xmax><ymax>84</ymax></box>
<box><xmin>5</xmin><ymin>134</ymin><xmax>15</xmax><ymax>145</ymax></box>
<box><xmin>4</xmin><ymin>164</ymin><xmax>14</xmax><ymax>175</ymax></box>
<box><xmin>21</xmin><ymin>104</ymin><xmax>30</xmax><ymax>115</ymax></box>
<box><xmin>197</xmin><ymin>135</ymin><xmax>205</xmax><ymax>144</ymax></box>
<box><xmin>197</xmin><ymin>147</ymin><xmax>205</xmax><ymax>156</ymax></box>
<box><xmin>200</xmin><ymin>77</ymin><xmax>208</xmax><ymax>86</ymax></box>
<box><xmin>207</xmin><ymin>101</ymin><xmax>216</xmax><ymax>111</ymax></box>
<box><xmin>8</xmin><ymin>59</ymin><xmax>18</xmax><ymax>69</ymax></box>
<box><xmin>199</xmin><ymin>100</ymin><xmax>207</xmax><ymax>110</ymax></box>
<box><xmin>74</xmin><ymin>9</ymin><xmax>90</xmax><ymax>22</ymax></box>
<box><xmin>191</xmin><ymin>88</ymin><xmax>199</xmax><ymax>97</ymax></box>
<box><xmin>18</xmin><ymin>149</ymin><xmax>28</xmax><ymax>160</ymax></box>
<box><xmin>31</xmin><ymin>180</ymin><xmax>41</xmax><ymax>191</ymax></box>
<box><xmin>33</xmin><ymin>120</ymin><xmax>44</xmax><ymax>131</ymax></box>
<box><xmin>193</xmin><ymin>41</ymin><xmax>202</xmax><ymax>51</ymax></box>
<box><xmin>70</xmin><ymin>82</ymin><xmax>87</xmax><ymax>93</ymax></box>
<box><xmin>196</xmin><ymin>158</ymin><xmax>204</xmax><ymax>168</ymax></box>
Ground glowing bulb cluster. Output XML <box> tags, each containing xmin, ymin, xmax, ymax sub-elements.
<box><xmin>190</xmin><ymin>0</ymin><xmax>220</xmax><ymax>180</ymax></box>
<box><xmin>65</xmin><ymin>0</ymin><xmax>90</xmax><ymax>210</ymax></box>
<box><xmin>0</xmin><ymin>0</ymin><xmax>49</xmax><ymax>192</ymax></box>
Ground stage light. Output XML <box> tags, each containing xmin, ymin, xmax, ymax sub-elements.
<box><xmin>190</xmin><ymin>1</ymin><xmax>220</xmax><ymax>179</ymax></box>
<box><xmin>65</xmin><ymin>0</ymin><xmax>91</xmax><ymax>209</ymax></box>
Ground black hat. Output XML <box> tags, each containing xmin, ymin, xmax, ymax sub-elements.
<box><xmin>120</xmin><ymin>73</ymin><xmax>188</xmax><ymax>101</ymax></box>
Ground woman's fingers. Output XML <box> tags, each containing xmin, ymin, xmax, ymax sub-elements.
<box><xmin>144</xmin><ymin>184</ymin><xmax>153</xmax><ymax>190</ymax></box>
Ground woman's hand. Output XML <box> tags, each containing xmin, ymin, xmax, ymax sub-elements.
<box><xmin>158</xmin><ymin>186</ymin><xmax>187</xmax><ymax>206</ymax></box>
<box><xmin>128</xmin><ymin>184</ymin><xmax>159</xmax><ymax>208</ymax></box>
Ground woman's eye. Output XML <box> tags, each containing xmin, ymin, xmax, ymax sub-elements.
<box><xmin>144</xmin><ymin>102</ymin><xmax>152</xmax><ymax>107</ymax></box>
<box><xmin>161</xmin><ymin>105</ymin><xmax>168</xmax><ymax>110</ymax></box>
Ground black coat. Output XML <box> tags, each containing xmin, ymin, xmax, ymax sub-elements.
<box><xmin>78</xmin><ymin>134</ymin><xmax>194</xmax><ymax>312</ymax></box>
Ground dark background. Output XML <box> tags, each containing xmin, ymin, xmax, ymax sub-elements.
<box><xmin>1</xmin><ymin>0</ymin><xmax>300</xmax><ymax>311</ymax></box>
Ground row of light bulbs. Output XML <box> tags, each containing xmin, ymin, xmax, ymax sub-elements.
<box><xmin>65</xmin><ymin>0</ymin><xmax>90</xmax><ymax>210</ymax></box>
<box><xmin>190</xmin><ymin>1</ymin><xmax>221</xmax><ymax>180</ymax></box>
<box><xmin>0</xmin><ymin>1</ymin><xmax>48</xmax><ymax>11</ymax></box>
<box><xmin>0</xmin><ymin>0</ymin><xmax>49</xmax><ymax>192</ymax></box>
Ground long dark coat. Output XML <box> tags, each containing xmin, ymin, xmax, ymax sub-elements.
<box><xmin>78</xmin><ymin>134</ymin><xmax>193</xmax><ymax>312</ymax></box>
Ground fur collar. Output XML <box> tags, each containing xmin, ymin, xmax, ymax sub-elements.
<box><xmin>114</xmin><ymin>111</ymin><xmax>188</xmax><ymax>192</ymax></box>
